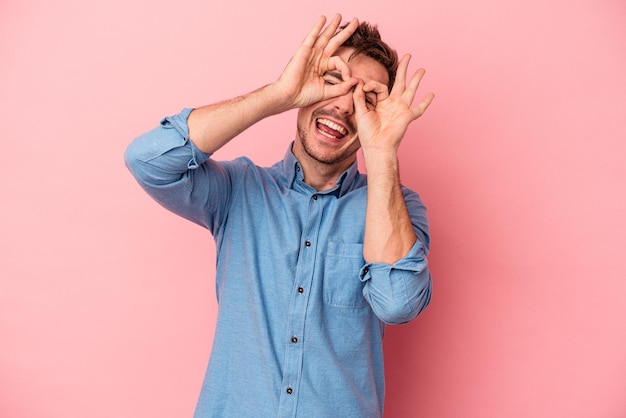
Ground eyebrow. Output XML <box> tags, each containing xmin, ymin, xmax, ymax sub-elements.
<box><xmin>323</xmin><ymin>71</ymin><xmax>343</xmax><ymax>81</ymax></box>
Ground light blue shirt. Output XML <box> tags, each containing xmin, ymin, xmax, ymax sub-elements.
<box><xmin>124</xmin><ymin>108</ymin><xmax>432</xmax><ymax>417</ymax></box>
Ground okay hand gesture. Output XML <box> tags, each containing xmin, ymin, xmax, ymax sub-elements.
<box><xmin>353</xmin><ymin>54</ymin><xmax>434</xmax><ymax>153</ymax></box>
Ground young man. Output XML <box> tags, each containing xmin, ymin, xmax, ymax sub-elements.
<box><xmin>125</xmin><ymin>14</ymin><xmax>434</xmax><ymax>417</ymax></box>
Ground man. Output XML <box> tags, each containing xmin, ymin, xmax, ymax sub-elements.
<box><xmin>125</xmin><ymin>14</ymin><xmax>433</xmax><ymax>417</ymax></box>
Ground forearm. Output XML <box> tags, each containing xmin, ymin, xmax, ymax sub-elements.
<box><xmin>360</xmin><ymin>151</ymin><xmax>432</xmax><ymax>323</ymax></box>
<box><xmin>188</xmin><ymin>15</ymin><xmax>361</xmax><ymax>154</ymax></box>
<box><xmin>187</xmin><ymin>83</ymin><xmax>291</xmax><ymax>154</ymax></box>
<box><xmin>362</xmin><ymin>149</ymin><xmax>417</xmax><ymax>264</ymax></box>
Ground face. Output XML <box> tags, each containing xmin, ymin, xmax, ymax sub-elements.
<box><xmin>294</xmin><ymin>47</ymin><xmax>389</xmax><ymax>170</ymax></box>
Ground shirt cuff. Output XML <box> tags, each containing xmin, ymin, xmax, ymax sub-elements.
<box><xmin>359</xmin><ymin>239</ymin><xmax>431</xmax><ymax>324</ymax></box>
<box><xmin>162</xmin><ymin>108</ymin><xmax>212</xmax><ymax>168</ymax></box>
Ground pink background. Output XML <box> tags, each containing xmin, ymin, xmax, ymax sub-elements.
<box><xmin>2</xmin><ymin>0</ymin><xmax>625</xmax><ymax>417</ymax></box>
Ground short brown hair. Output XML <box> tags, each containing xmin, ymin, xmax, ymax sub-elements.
<box><xmin>340</xmin><ymin>22</ymin><xmax>399</xmax><ymax>90</ymax></box>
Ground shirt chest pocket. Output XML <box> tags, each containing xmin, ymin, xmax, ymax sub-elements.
<box><xmin>323</xmin><ymin>242</ymin><xmax>368</xmax><ymax>308</ymax></box>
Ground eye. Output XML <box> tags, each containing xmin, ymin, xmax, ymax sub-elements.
<box><xmin>322</xmin><ymin>71</ymin><xmax>343</xmax><ymax>86</ymax></box>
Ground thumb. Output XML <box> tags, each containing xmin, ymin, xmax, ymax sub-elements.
<box><xmin>323</xmin><ymin>77</ymin><xmax>358</xmax><ymax>102</ymax></box>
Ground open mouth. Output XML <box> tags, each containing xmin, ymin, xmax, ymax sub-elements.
<box><xmin>316</xmin><ymin>118</ymin><xmax>348</xmax><ymax>140</ymax></box>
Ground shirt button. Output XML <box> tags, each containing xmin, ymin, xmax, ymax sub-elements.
<box><xmin>363</xmin><ymin>268</ymin><xmax>369</xmax><ymax>274</ymax></box>
<box><xmin>298</xmin><ymin>287</ymin><xmax>304</xmax><ymax>293</ymax></box>
<box><xmin>305</xmin><ymin>240</ymin><xmax>311</xmax><ymax>247</ymax></box>
<box><xmin>291</xmin><ymin>336</ymin><xmax>298</xmax><ymax>343</ymax></box>
<box><xmin>312</xmin><ymin>195</ymin><xmax>318</xmax><ymax>200</ymax></box>
<box><xmin>286</xmin><ymin>387</ymin><xmax>293</xmax><ymax>394</ymax></box>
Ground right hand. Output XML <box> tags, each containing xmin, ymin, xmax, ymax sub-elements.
<box><xmin>272</xmin><ymin>14</ymin><xmax>360</xmax><ymax>110</ymax></box>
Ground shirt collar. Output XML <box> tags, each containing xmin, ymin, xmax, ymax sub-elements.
<box><xmin>282</xmin><ymin>142</ymin><xmax>360</xmax><ymax>198</ymax></box>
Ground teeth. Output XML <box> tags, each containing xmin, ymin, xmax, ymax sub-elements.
<box><xmin>317</xmin><ymin>118</ymin><xmax>347</xmax><ymax>136</ymax></box>
<box><xmin>318</xmin><ymin>130</ymin><xmax>336</xmax><ymax>139</ymax></box>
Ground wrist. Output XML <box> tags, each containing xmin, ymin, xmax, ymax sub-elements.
<box><xmin>362</xmin><ymin>145</ymin><xmax>399</xmax><ymax>166</ymax></box>
<box><xmin>264</xmin><ymin>80</ymin><xmax>303</xmax><ymax>114</ymax></box>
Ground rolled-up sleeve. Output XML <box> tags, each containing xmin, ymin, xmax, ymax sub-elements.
<box><xmin>360</xmin><ymin>238</ymin><xmax>432</xmax><ymax>325</ymax></box>
<box><xmin>124</xmin><ymin>108</ymin><xmax>229</xmax><ymax>231</ymax></box>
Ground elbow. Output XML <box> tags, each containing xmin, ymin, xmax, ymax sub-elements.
<box><xmin>124</xmin><ymin>139</ymin><xmax>144</xmax><ymax>177</ymax></box>
<box><xmin>401</xmin><ymin>275</ymin><xmax>432</xmax><ymax>323</ymax></box>
<box><xmin>123</xmin><ymin>137</ymin><xmax>165</xmax><ymax>187</ymax></box>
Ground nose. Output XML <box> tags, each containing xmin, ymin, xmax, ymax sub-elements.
<box><xmin>332</xmin><ymin>91</ymin><xmax>355</xmax><ymax>116</ymax></box>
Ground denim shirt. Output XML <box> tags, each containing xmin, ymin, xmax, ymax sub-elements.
<box><xmin>124</xmin><ymin>108</ymin><xmax>432</xmax><ymax>418</ymax></box>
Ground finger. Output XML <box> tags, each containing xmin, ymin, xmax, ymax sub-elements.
<box><xmin>326</xmin><ymin>55</ymin><xmax>352</xmax><ymax>80</ymax></box>
<box><xmin>402</xmin><ymin>68</ymin><xmax>427</xmax><ymax>105</ymax></box>
<box><xmin>325</xmin><ymin>80</ymin><xmax>359</xmax><ymax>101</ymax></box>
<box><xmin>319</xmin><ymin>56</ymin><xmax>357</xmax><ymax>100</ymax></box>
<box><xmin>323</xmin><ymin>68</ymin><xmax>358</xmax><ymax>101</ymax></box>
<box><xmin>313</xmin><ymin>14</ymin><xmax>343</xmax><ymax>49</ymax></box>
<box><xmin>301</xmin><ymin>16</ymin><xmax>327</xmax><ymax>48</ymax></box>
<box><xmin>390</xmin><ymin>54</ymin><xmax>411</xmax><ymax>96</ymax></box>
<box><xmin>406</xmin><ymin>68</ymin><xmax>426</xmax><ymax>94</ymax></box>
<box><xmin>363</xmin><ymin>80</ymin><xmax>390</xmax><ymax>102</ymax></box>
<box><xmin>324</xmin><ymin>17</ymin><xmax>359</xmax><ymax>56</ymax></box>
<box><xmin>352</xmin><ymin>80</ymin><xmax>370</xmax><ymax>117</ymax></box>
<box><xmin>412</xmin><ymin>92</ymin><xmax>435</xmax><ymax>119</ymax></box>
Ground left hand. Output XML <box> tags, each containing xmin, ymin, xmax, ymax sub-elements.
<box><xmin>353</xmin><ymin>54</ymin><xmax>434</xmax><ymax>153</ymax></box>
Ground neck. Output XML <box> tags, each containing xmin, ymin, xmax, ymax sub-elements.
<box><xmin>291</xmin><ymin>141</ymin><xmax>355</xmax><ymax>192</ymax></box>
<box><xmin>303</xmin><ymin>165</ymin><xmax>344</xmax><ymax>192</ymax></box>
